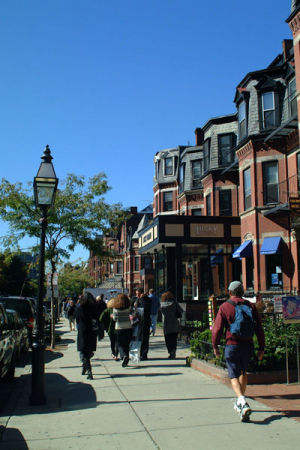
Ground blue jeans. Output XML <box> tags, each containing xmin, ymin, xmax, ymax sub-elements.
<box><xmin>151</xmin><ymin>314</ymin><xmax>158</xmax><ymax>334</ymax></box>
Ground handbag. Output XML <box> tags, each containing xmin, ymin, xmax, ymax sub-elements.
<box><xmin>129</xmin><ymin>339</ymin><xmax>141</xmax><ymax>364</ymax></box>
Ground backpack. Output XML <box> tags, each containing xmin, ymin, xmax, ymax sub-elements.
<box><xmin>227</xmin><ymin>300</ymin><xmax>254</xmax><ymax>339</ymax></box>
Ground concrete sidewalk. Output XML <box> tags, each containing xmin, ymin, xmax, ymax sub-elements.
<box><xmin>0</xmin><ymin>319</ymin><xmax>299</xmax><ymax>450</ymax></box>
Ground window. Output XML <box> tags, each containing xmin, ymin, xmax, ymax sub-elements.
<box><xmin>243</xmin><ymin>168</ymin><xmax>251</xmax><ymax>210</ymax></box>
<box><xmin>238</xmin><ymin>101</ymin><xmax>247</xmax><ymax>140</ymax></box>
<box><xmin>164</xmin><ymin>157</ymin><xmax>174</xmax><ymax>176</ymax></box>
<box><xmin>289</xmin><ymin>78</ymin><xmax>297</xmax><ymax>117</ymax></box>
<box><xmin>116</xmin><ymin>261</ymin><xmax>122</xmax><ymax>274</ymax></box>
<box><xmin>203</xmin><ymin>140</ymin><xmax>210</xmax><ymax>172</ymax></box>
<box><xmin>262</xmin><ymin>92</ymin><xmax>275</xmax><ymax>128</ymax></box>
<box><xmin>266</xmin><ymin>254</ymin><xmax>282</xmax><ymax>290</ymax></box>
<box><xmin>219</xmin><ymin>190</ymin><xmax>232</xmax><ymax>216</ymax></box>
<box><xmin>218</xmin><ymin>134</ymin><xmax>236</xmax><ymax>166</ymax></box>
<box><xmin>263</xmin><ymin>161</ymin><xmax>279</xmax><ymax>204</ymax></box>
<box><xmin>110</xmin><ymin>263</ymin><xmax>114</xmax><ymax>273</ymax></box>
<box><xmin>297</xmin><ymin>153</ymin><xmax>300</xmax><ymax>191</ymax></box>
<box><xmin>206</xmin><ymin>193</ymin><xmax>211</xmax><ymax>216</ymax></box>
<box><xmin>134</xmin><ymin>256</ymin><xmax>139</xmax><ymax>272</ymax></box>
<box><xmin>163</xmin><ymin>191</ymin><xmax>173</xmax><ymax>211</ymax></box>
<box><xmin>192</xmin><ymin>160</ymin><xmax>202</xmax><ymax>187</ymax></box>
<box><xmin>179</xmin><ymin>164</ymin><xmax>185</xmax><ymax>193</ymax></box>
<box><xmin>192</xmin><ymin>209</ymin><xmax>202</xmax><ymax>216</ymax></box>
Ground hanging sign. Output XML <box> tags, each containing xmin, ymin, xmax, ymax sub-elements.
<box><xmin>282</xmin><ymin>296</ymin><xmax>300</xmax><ymax>323</ymax></box>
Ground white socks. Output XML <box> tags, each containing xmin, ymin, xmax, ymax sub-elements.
<box><xmin>237</xmin><ymin>395</ymin><xmax>246</xmax><ymax>406</ymax></box>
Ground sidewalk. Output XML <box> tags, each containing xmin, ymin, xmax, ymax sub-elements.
<box><xmin>0</xmin><ymin>319</ymin><xmax>299</xmax><ymax>450</ymax></box>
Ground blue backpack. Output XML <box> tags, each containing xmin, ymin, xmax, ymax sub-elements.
<box><xmin>227</xmin><ymin>300</ymin><xmax>254</xmax><ymax>339</ymax></box>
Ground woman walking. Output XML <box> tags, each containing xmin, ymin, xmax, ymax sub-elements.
<box><xmin>75</xmin><ymin>291</ymin><xmax>98</xmax><ymax>380</ymax></box>
<box><xmin>161</xmin><ymin>291</ymin><xmax>183</xmax><ymax>359</ymax></box>
<box><xmin>107</xmin><ymin>293</ymin><xmax>132</xmax><ymax>367</ymax></box>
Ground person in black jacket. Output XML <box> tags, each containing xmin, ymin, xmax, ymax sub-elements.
<box><xmin>135</xmin><ymin>288</ymin><xmax>152</xmax><ymax>360</ymax></box>
<box><xmin>75</xmin><ymin>292</ymin><xmax>98</xmax><ymax>380</ymax></box>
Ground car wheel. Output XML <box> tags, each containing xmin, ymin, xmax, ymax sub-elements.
<box><xmin>3</xmin><ymin>352</ymin><xmax>16</xmax><ymax>382</ymax></box>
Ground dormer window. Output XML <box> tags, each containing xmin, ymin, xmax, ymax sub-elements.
<box><xmin>164</xmin><ymin>157</ymin><xmax>174</xmax><ymax>176</ymax></box>
<box><xmin>262</xmin><ymin>92</ymin><xmax>275</xmax><ymax>128</ymax></box>
<box><xmin>203</xmin><ymin>139</ymin><xmax>210</xmax><ymax>173</ymax></box>
<box><xmin>238</xmin><ymin>101</ymin><xmax>247</xmax><ymax>140</ymax></box>
<box><xmin>218</xmin><ymin>133</ymin><xmax>236</xmax><ymax>166</ymax></box>
<box><xmin>192</xmin><ymin>160</ymin><xmax>202</xmax><ymax>187</ymax></box>
<box><xmin>179</xmin><ymin>164</ymin><xmax>185</xmax><ymax>193</ymax></box>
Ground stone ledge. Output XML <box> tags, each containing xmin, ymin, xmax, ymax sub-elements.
<box><xmin>190</xmin><ymin>358</ymin><xmax>298</xmax><ymax>385</ymax></box>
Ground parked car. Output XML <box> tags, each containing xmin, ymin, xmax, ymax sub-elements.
<box><xmin>6</xmin><ymin>309</ymin><xmax>30</xmax><ymax>359</ymax></box>
<box><xmin>0</xmin><ymin>303</ymin><xmax>17</xmax><ymax>381</ymax></box>
<box><xmin>0</xmin><ymin>297</ymin><xmax>35</xmax><ymax>345</ymax></box>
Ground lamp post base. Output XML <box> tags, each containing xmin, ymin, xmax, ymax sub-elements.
<box><xmin>30</xmin><ymin>340</ymin><xmax>46</xmax><ymax>405</ymax></box>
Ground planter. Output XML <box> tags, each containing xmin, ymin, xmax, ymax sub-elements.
<box><xmin>190</xmin><ymin>357</ymin><xmax>299</xmax><ymax>385</ymax></box>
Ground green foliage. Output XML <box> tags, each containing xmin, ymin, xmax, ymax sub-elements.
<box><xmin>0</xmin><ymin>252</ymin><xmax>37</xmax><ymax>296</ymax></box>
<box><xmin>58</xmin><ymin>263</ymin><xmax>94</xmax><ymax>298</ymax></box>
<box><xmin>189</xmin><ymin>315</ymin><xmax>300</xmax><ymax>372</ymax></box>
<box><xmin>0</xmin><ymin>174</ymin><xmax>128</xmax><ymax>266</ymax></box>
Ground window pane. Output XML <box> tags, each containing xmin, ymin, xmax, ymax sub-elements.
<box><xmin>206</xmin><ymin>194</ymin><xmax>211</xmax><ymax>216</ymax></box>
<box><xmin>163</xmin><ymin>191</ymin><xmax>173</xmax><ymax>211</ymax></box>
<box><xmin>243</xmin><ymin>168</ymin><xmax>251</xmax><ymax>210</ymax></box>
<box><xmin>262</xmin><ymin>92</ymin><xmax>274</xmax><ymax>110</ymax></box>
<box><xmin>263</xmin><ymin>162</ymin><xmax>279</xmax><ymax>204</ymax></box>
<box><xmin>289</xmin><ymin>78</ymin><xmax>297</xmax><ymax>117</ymax></box>
<box><xmin>238</xmin><ymin>102</ymin><xmax>246</xmax><ymax>122</ymax></box>
<box><xmin>219</xmin><ymin>190</ymin><xmax>232</xmax><ymax>216</ymax></box>
<box><xmin>165</xmin><ymin>157</ymin><xmax>173</xmax><ymax>175</ymax></box>
<box><xmin>192</xmin><ymin>160</ymin><xmax>202</xmax><ymax>187</ymax></box>
<box><xmin>219</xmin><ymin>134</ymin><xmax>235</xmax><ymax>165</ymax></box>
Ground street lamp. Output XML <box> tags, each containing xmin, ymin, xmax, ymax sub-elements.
<box><xmin>30</xmin><ymin>145</ymin><xmax>58</xmax><ymax>405</ymax></box>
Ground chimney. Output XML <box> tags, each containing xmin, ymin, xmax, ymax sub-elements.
<box><xmin>282</xmin><ymin>39</ymin><xmax>293</xmax><ymax>61</ymax></box>
<box><xmin>129</xmin><ymin>206</ymin><xmax>137</xmax><ymax>214</ymax></box>
<box><xmin>195</xmin><ymin>128</ymin><xmax>204</xmax><ymax>146</ymax></box>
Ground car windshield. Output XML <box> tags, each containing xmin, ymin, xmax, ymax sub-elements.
<box><xmin>0</xmin><ymin>298</ymin><xmax>32</xmax><ymax>316</ymax></box>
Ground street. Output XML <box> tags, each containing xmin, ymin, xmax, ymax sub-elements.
<box><xmin>0</xmin><ymin>319</ymin><xmax>299</xmax><ymax>450</ymax></box>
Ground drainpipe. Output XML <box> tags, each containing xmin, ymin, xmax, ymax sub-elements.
<box><xmin>285</xmin><ymin>142</ymin><xmax>293</xmax><ymax>293</ymax></box>
<box><xmin>253</xmin><ymin>144</ymin><xmax>261</xmax><ymax>292</ymax></box>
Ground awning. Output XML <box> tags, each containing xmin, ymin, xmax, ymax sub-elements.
<box><xmin>232</xmin><ymin>240</ymin><xmax>253</xmax><ymax>258</ymax></box>
<box><xmin>260</xmin><ymin>237</ymin><xmax>282</xmax><ymax>255</ymax></box>
<box><xmin>210</xmin><ymin>248</ymin><xmax>223</xmax><ymax>265</ymax></box>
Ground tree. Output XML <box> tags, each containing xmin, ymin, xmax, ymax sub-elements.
<box><xmin>0</xmin><ymin>173</ymin><xmax>127</xmax><ymax>346</ymax></box>
<box><xmin>0</xmin><ymin>252</ymin><xmax>38</xmax><ymax>297</ymax></box>
<box><xmin>58</xmin><ymin>263</ymin><xmax>94</xmax><ymax>298</ymax></box>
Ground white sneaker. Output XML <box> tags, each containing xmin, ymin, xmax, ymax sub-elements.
<box><xmin>233</xmin><ymin>400</ymin><xmax>242</xmax><ymax>414</ymax></box>
<box><xmin>240</xmin><ymin>402</ymin><xmax>252</xmax><ymax>422</ymax></box>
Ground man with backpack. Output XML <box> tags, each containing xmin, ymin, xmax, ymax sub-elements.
<box><xmin>212</xmin><ymin>281</ymin><xmax>265</xmax><ymax>422</ymax></box>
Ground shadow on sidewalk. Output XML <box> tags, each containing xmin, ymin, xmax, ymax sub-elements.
<box><xmin>0</xmin><ymin>426</ymin><xmax>29</xmax><ymax>450</ymax></box>
<box><xmin>250</xmin><ymin>409</ymin><xmax>300</xmax><ymax>424</ymax></box>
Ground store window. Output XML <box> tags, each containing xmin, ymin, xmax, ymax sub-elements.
<box><xmin>192</xmin><ymin>209</ymin><xmax>202</xmax><ymax>216</ymax></box>
<box><xmin>163</xmin><ymin>191</ymin><xmax>173</xmax><ymax>211</ymax></box>
<box><xmin>219</xmin><ymin>190</ymin><xmax>232</xmax><ymax>216</ymax></box>
<box><xmin>266</xmin><ymin>254</ymin><xmax>282</xmax><ymax>290</ymax></box>
<box><xmin>243</xmin><ymin>168</ymin><xmax>251</xmax><ymax>210</ymax></box>
<box><xmin>263</xmin><ymin>161</ymin><xmax>279</xmax><ymax>204</ymax></box>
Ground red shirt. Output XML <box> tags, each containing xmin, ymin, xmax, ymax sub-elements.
<box><xmin>212</xmin><ymin>296</ymin><xmax>265</xmax><ymax>351</ymax></box>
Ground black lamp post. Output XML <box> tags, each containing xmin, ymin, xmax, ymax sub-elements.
<box><xmin>30</xmin><ymin>145</ymin><xmax>58</xmax><ymax>405</ymax></box>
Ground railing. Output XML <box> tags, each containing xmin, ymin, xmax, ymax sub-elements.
<box><xmin>190</xmin><ymin>339</ymin><xmax>227</xmax><ymax>368</ymax></box>
<box><xmin>263</xmin><ymin>173</ymin><xmax>300</xmax><ymax>205</ymax></box>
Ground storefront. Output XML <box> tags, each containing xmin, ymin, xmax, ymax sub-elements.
<box><xmin>138</xmin><ymin>216</ymin><xmax>241</xmax><ymax>301</ymax></box>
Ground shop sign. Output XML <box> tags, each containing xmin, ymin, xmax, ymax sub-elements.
<box><xmin>190</xmin><ymin>223</ymin><xmax>224</xmax><ymax>238</ymax></box>
<box><xmin>140</xmin><ymin>227</ymin><xmax>154</xmax><ymax>248</ymax></box>
<box><xmin>282</xmin><ymin>296</ymin><xmax>300</xmax><ymax>323</ymax></box>
<box><xmin>289</xmin><ymin>197</ymin><xmax>300</xmax><ymax>214</ymax></box>
<box><xmin>273</xmin><ymin>296</ymin><xmax>283</xmax><ymax>313</ymax></box>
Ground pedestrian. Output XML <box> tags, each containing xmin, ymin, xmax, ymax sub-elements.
<box><xmin>160</xmin><ymin>290</ymin><xmax>183</xmax><ymax>359</ymax></box>
<box><xmin>107</xmin><ymin>293</ymin><xmax>132</xmax><ymax>367</ymax></box>
<box><xmin>99</xmin><ymin>304</ymin><xmax>119</xmax><ymax>361</ymax></box>
<box><xmin>75</xmin><ymin>291</ymin><xmax>98</xmax><ymax>380</ymax></box>
<box><xmin>149</xmin><ymin>289</ymin><xmax>160</xmax><ymax>336</ymax></box>
<box><xmin>135</xmin><ymin>288</ymin><xmax>151</xmax><ymax>360</ymax></box>
<box><xmin>95</xmin><ymin>294</ymin><xmax>107</xmax><ymax>341</ymax></box>
<box><xmin>67</xmin><ymin>300</ymin><xmax>76</xmax><ymax>331</ymax></box>
<box><xmin>212</xmin><ymin>281</ymin><xmax>265</xmax><ymax>422</ymax></box>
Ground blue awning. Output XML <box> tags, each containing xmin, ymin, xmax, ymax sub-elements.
<box><xmin>260</xmin><ymin>237</ymin><xmax>282</xmax><ymax>255</ymax></box>
<box><xmin>232</xmin><ymin>240</ymin><xmax>253</xmax><ymax>258</ymax></box>
<box><xmin>210</xmin><ymin>248</ymin><xmax>223</xmax><ymax>265</ymax></box>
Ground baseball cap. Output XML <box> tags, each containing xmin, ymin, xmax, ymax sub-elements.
<box><xmin>228</xmin><ymin>281</ymin><xmax>244</xmax><ymax>293</ymax></box>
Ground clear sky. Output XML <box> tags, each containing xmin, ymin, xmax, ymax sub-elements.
<box><xmin>0</xmin><ymin>0</ymin><xmax>293</xmax><ymax>262</ymax></box>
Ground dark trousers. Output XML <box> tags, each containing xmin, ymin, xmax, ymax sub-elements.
<box><xmin>164</xmin><ymin>332</ymin><xmax>178</xmax><ymax>355</ymax></box>
<box><xmin>116</xmin><ymin>328</ymin><xmax>132</xmax><ymax>359</ymax></box>
<box><xmin>141</xmin><ymin>318</ymin><xmax>151</xmax><ymax>358</ymax></box>
<box><xmin>109</xmin><ymin>332</ymin><xmax>118</xmax><ymax>357</ymax></box>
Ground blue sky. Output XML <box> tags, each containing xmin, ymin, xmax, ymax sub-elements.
<box><xmin>0</xmin><ymin>0</ymin><xmax>292</xmax><ymax>262</ymax></box>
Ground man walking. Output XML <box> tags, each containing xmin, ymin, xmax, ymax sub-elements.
<box><xmin>135</xmin><ymin>288</ymin><xmax>151</xmax><ymax>360</ymax></box>
<box><xmin>149</xmin><ymin>289</ymin><xmax>160</xmax><ymax>336</ymax></box>
<box><xmin>212</xmin><ymin>281</ymin><xmax>265</xmax><ymax>422</ymax></box>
